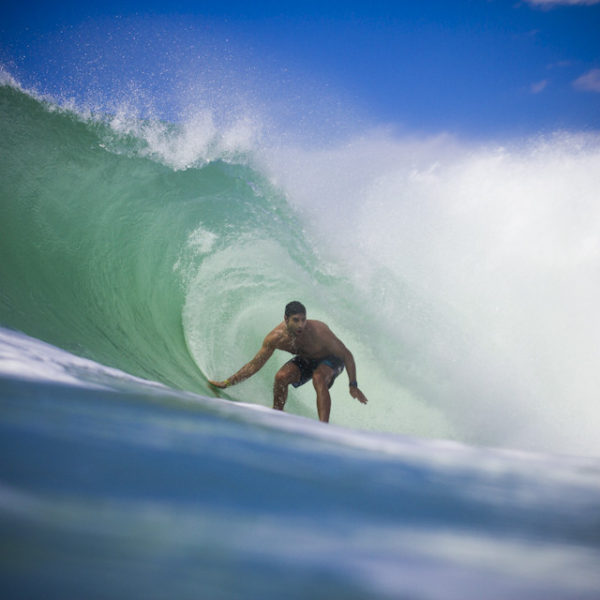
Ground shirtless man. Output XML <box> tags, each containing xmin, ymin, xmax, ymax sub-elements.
<box><xmin>209</xmin><ymin>301</ymin><xmax>368</xmax><ymax>422</ymax></box>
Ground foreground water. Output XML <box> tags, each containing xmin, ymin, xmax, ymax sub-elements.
<box><xmin>2</xmin><ymin>329</ymin><xmax>600</xmax><ymax>600</ymax></box>
<box><xmin>2</xmin><ymin>78</ymin><xmax>600</xmax><ymax>598</ymax></box>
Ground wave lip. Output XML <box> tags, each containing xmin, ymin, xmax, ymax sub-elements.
<box><xmin>0</xmin><ymin>327</ymin><xmax>170</xmax><ymax>392</ymax></box>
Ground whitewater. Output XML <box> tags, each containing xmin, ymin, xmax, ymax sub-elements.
<box><xmin>2</xmin><ymin>72</ymin><xmax>600</xmax><ymax>599</ymax></box>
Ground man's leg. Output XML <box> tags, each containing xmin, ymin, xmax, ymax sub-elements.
<box><xmin>312</xmin><ymin>364</ymin><xmax>335</xmax><ymax>423</ymax></box>
<box><xmin>273</xmin><ymin>362</ymin><xmax>301</xmax><ymax>411</ymax></box>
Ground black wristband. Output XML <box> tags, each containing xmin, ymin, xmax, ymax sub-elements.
<box><xmin>349</xmin><ymin>380</ymin><xmax>358</xmax><ymax>387</ymax></box>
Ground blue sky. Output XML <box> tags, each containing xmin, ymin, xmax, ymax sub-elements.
<box><xmin>1</xmin><ymin>0</ymin><xmax>599</xmax><ymax>139</ymax></box>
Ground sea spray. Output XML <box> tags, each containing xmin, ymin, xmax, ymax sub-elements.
<box><xmin>262</xmin><ymin>132</ymin><xmax>600</xmax><ymax>454</ymax></box>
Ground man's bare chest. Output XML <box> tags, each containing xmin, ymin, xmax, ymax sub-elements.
<box><xmin>280</xmin><ymin>334</ymin><xmax>326</xmax><ymax>357</ymax></box>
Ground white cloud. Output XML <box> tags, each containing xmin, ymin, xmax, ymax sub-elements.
<box><xmin>526</xmin><ymin>0</ymin><xmax>600</xmax><ymax>5</ymax></box>
<box><xmin>573</xmin><ymin>69</ymin><xmax>600</xmax><ymax>92</ymax></box>
<box><xmin>547</xmin><ymin>60</ymin><xmax>572</xmax><ymax>70</ymax></box>
<box><xmin>530</xmin><ymin>80</ymin><xmax>548</xmax><ymax>94</ymax></box>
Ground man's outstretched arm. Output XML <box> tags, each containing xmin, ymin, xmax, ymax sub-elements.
<box><xmin>209</xmin><ymin>339</ymin><xmax>275</xmax><ymax>389</ymax></box>
<box><xmin>340</xmin><ymin>347</ymin><xmax>368</xmax><ymax>404</ymax></box>
<box><xmin>326</xmin><ymin>332</ymin><xmax>368</xmax><ymax>405</ymax></box>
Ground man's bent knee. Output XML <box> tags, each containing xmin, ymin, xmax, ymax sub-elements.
<box><xmin>275</xmin><ymin>363</ymin><xmax>300</xmax><ymax>386</ymax></box>
<box><xmin>273</xmin><ymin>364</ymin><xmax>299</xmax><ymax>412</ymax></box>
<box><xmin>275</xmin><ymin>370</ymin><xmax>293</xmax><ymax>388</ymax></box>
<box><xmin>312</xmin><ymin>367</ymin><xmax>332</xmax><ymax>391</ymax></box>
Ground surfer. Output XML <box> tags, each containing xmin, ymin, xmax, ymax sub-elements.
<box><xmin>209</xmin><ymin>301</ymin><xmax>368</xmax><ymax>422</ymax></box>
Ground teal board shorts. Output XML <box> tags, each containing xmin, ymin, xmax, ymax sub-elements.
<box><xmin>288</xmin><ymin>355</ymin><xmax>345</xmax><ymax>389</ymax></box>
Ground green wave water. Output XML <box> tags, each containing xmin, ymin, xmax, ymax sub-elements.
<box><xmin>0</xmin><ymin>83</ymin><xmax>436</xmax><ymax>434</ymax></box>
<box><xmin>0</xmin><ymin>84</ymin><xmax>295</xmax><ymax>390</ymax></box>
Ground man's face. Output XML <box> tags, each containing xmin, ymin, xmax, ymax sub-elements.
<box><xmin>285</xmin><ymin>312</ymin><xmax>306</xmax><ymax>337</ymax></box>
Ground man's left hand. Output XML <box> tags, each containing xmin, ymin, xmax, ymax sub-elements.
<box><xmin>350</xmin><ymin>386</ymin><xmax>368</xmax><ymax>405</ymax></box>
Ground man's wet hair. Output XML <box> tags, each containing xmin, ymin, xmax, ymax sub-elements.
<box><xmin>285</xmin><ymin>301</ymin><xmax>306</xmax><ymax>318</ymax></box>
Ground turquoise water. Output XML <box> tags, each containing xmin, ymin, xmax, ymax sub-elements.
<box><xmin>2</xmin><ymin>80</ymin><xmax>600</xmax><ymax>598</ymax></box>
<box><xmin>0</xmin><ymin>81</ymin><xmax>451</xmax><ymax>436</ymax></box>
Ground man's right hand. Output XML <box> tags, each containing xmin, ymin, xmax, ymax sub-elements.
<box><xmin>209</xmin><ymin>379</ymin><xmax>229</xmax><ymax>389</ymax></box>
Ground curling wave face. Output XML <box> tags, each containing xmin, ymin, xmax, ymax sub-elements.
<box><xmin>2</xmin><ymin>81</ymin><xmax>600</xmax><ymax>454</ymax></box>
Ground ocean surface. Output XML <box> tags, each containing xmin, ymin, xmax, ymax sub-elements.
<box><xmin>2</xmin><ymin>76</ymin><xmax>600</xmax><ymax>599</ymax></box>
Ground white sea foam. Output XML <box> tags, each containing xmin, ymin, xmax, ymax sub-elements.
<box><xmin>262</xmin><ymin>130</ymin><xmax>600</xmax><ymax>456</ymax></box>
<box><xmin>104</xmin><ymin>108</ymin><xmax>260</xmax><ymax>170</ymax></box>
